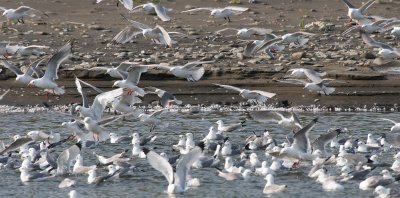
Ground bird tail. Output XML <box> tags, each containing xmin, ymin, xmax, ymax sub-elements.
<box><xmin>297</xmin><ymin>37</ymin><xmax>309</xmax><ymax>46</ymax></box>
<box><xmin>241</xmin><ymin>120</ymin><xmax>247</xmax><ymax>127</ymax></box>
<box><xmin>322</xmin><ymin>87</ymin><xmax>335</xmax><ymax>95</ymax></box>
<box><xmin>54</xmin><ymin>87</ymin><xmax>65</xmax><ymax>95</ymax></box>
<box><xmin>189</xmin><ymin>67</ymin><xmax>205</xmax><ymax>81</ymax></box>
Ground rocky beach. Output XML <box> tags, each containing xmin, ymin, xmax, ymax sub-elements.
<box><xmin>1</xmin><ymin>0</ymin><xmax>400</xmax><ymax>109</ymax></box>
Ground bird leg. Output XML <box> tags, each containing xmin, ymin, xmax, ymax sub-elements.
<box><xmin>150</xmin><ymin>124</ymin><xmax>156</xmax><ymax>132</ymax></box>
<box><xmin>44</xmin><ymin>91</ymin><xmax>49</xmax><ymax>99</ymax></box>
<box><xmin>228</xmin><ymin>16</ymin><xmax>231</xmax><ymax>22</ymax></box>
<box><xmin>21</xmin><ymin>17</ymin><xmax>25</xmax><ymax>24</ymax></box>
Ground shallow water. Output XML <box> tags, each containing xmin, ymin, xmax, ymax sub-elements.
<box><xmin>0</xmin><ymin>110</ymin><xmax>399</xmax><ymax>198</ymax></box>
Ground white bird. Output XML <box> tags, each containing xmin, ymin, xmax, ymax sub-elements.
<box><xmin>375</xmin><ymin>185</ymin><xmax>400</xmax><ymax>198</ymax></box>
<box><xmin>255</xmin><ymin>32</ymin><xmax>316</xmax><ymax>53</ymax></box>
<box><xmin>58</xmin><ymin>178</ymin><xmax>76</xmax><ymax>188</ymax></box>
<box><xmin>28</xmin><ymin>41</ymin><xmax>72</xmax><ymax>96</ymax></box>
<box><xmin>94</xmin><ymin>0</ymin><xmax>134</xmax><ymax>11</ymax></box>
<box><xmin>341</xmin><ymin>0</ymin><xmax>375</xmax><ymax>22</ymax></box>
<box><xmin>286</xmin><ymin>68</ymin><xmax>326</xmax><ymax>79</ymax></box>
<box><xmin>0</xmin><ymin>6</ymin><xmax>48</xmax><ymax>23</ymax></box>
<box><xmin>142</xmin><ymin>143</ymin><xmax>204</xmax><ymax>194</ymax></box>
<box><xmin>214</xmin><ymin>83</ymin><xmax>276</xmax><ymax>104</ymax></box>
<box><xmin>263</xmin><ymin>174</ymin><xmax>287</xmax><ymax>194</ymax></box>
<box><xmin>144</xmin><ymin>86</ymin><xmax>182</xmax><ymax>108</ymax></box>
<box><xmin>250</xmin><ymin>111</ymin><xmax>302</xmax><ymax>130</ymax></box>
<box><xmin>112</xmin><ymin>16</ymin><xmax>184</xmax><ymax>47</ymax></box>
<box><xmin>1</xmin><ymin>57</ymin><xmax>46</xmax><ymax>85</ymax></box>
<box><xmin>19</xmin><ymin>166</ymin><xmax>50</xmax><ymax>182</ymax></box>
<box><xmin>56</xmin><ymin>142</ymin><xmax>82</xmax><ymax>175</ymax></box>
<box><xmin>73</xmin><ymin>154</ymin><xmax>97</xmax><ymax>174</ymax></box>
<box><xmin>217</xmin><ymin>169</ymin><xmax>252</xmax><ymax>181</ymax></box>
<box><xmin>182</xmin><ymin>6</ymin><xmax>249</xmax><ymax>22</ymax></box>
<box><xmin>148</xmin><ymin>60</ymin><xmax>214</xmax><ymax>82</ymax></box>
<box><xmin>130</xmin><ymin>3</ymin><xmax>171</xmax><ymax>22</ymax></box>
<box><xmin>361</xmin><ymin>32</ymin><xmax>400</xmax><ymax>60</ymax></box>
<box><xmin>215</xmin><ymin>27</ymin><xmax>273</xmax><ymax>38</ymax></box>
<box><xmin>112</xmin><ymin>65</ymin><xmax>148</xmax><ymax>96</ymax></box>
<box><xmin>68</xmin><ymin>190</ymin><xmax>80</xmax><ymax>198</ymax></box>
<box><xmin>88</xmin><ymin>61</ymin><xmax>139</xmax><ymax>79</ymax></box>
<box><xmin>216</xmin><ymin>120</ymin><xmax>246</xmax><ymax>133</ymax></box>
<box><xmin>359</xmin><ymin>169</ymin><xmax>395</xmax><ymax>190</ymax></box>
<box><xmin>381</xmin><ymin>118</ymin><xmax>400</xmax><ymax>132</ymax></box>
<box><xmin>280</xmin><ymin>69</ymin><xmax>336</xmax><ymax>95</ymax></box>
<box><xmin>391</xmin><ymin>152</ymin><xmax>400</xmax><ymax>172</ymax></box>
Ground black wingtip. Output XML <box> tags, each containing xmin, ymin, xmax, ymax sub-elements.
<box><xmin>76</xmin><ymin>141</ymin><xmax>82</xmax><ymax>150</ymax></box>
<box><xmin>42</xmin><ymin>102</ymin><xmax>50</xmax><ymax>108</ymax></box>
<box><xmin>197</xmin><ymin>141</ymin><xmax>205</xmax><ymax>151</ymax></box>
<box><xmin>142</xmin><ymin>147</ymin><xmax>150</xmax><ymax>155</ymax></box>
<box><xmin>223</xmin><ymin>137</ymin><xmax>229</xmax><ymax>143</ymax></box>
<box><xmin>313</xmin><ymin>117</ymin><xmax>319</xmax><ymax>122</ymax></box>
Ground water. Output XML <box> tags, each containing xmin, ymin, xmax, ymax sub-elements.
<box><xmin>0</xmin><ymin>110</ymin><xmax>398</xmax><ymax>198</ymax></box>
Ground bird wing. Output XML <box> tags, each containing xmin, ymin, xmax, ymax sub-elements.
<box><xmin>278</xmin><ymin>79</ymin><xmax>308</xmax><ymax>85</ymax></box>
<box><xmin>291</xmin><ymin>31</ymin><xmax>316</xmax><ymax>37</ymax></box>
<box><xmin>254</xmin><ymin>37</ymin><xmax>283</xmax><ymax>53</ymax></box>
<box><xmin>91</xmin><ymin>88</ymin><xmax>124</xmax><ymax>120</ymax></box>
<box><xmin>250</xmin><ymin>111</ymin><xmax>281</xmax><ymax>123</ymax></box>
<box><xmin>361</xmin><ymin>33</ymin><xmax>394</xmax><ymax>50</ymax></box>
<box><xmin>155</xmin><ymin>25</ymin><xmax>173</xmax><ymax>47</ymax></box>
<box><xmin>214</xmin><ymin>83</ymin><xmax>243</xmax><ymax>93</ymax></box>
<box><xmin>359</xmin><ymin>0</ymin><xmax>375</xmax><ymax>13</ymax></box>
<box><xmin>0</xmin><ymin>137</ymin><xmax>33</xmax><ymax>155</ymax></box>
<box><xmin>175</xmin><ymin>145</ymin><xmax>203</xmax><ymax>189</ymax></box>
<box><xmin>111</xmin><ymin>26</ymin><xmax>142</xmax><ymax>45</ymax></box>
<box><xmin>181</xmin><ymin>7</ymin><xmax>214</xmax><ymax>13</ymax></box>
<box><xmin>341</xmin><ymin>0</ymin><xmax>355</xmax><ymax>8</ymax></box>
<box><xmin>77</xmin><ymin>78</ymin><xmax>103</xmax><ymax>94</ymax></box>
<box><xmin>145</xmin><ymin>149</ymin><xmax>174</xmax><ymax>184</ymax></box>
<box><xmin>27</xmin><ymin>56</ymin><xmax>47</xmax><ymax>77</ymax></box>
<box><xmin>120</xmin><ymin>0</ymin><xmax>134</xmax><ymax>11</ymax></box>
<box><xmin>304</xmin><ymin>69</ymin><xmax>323</xmax><ymax>83</ymax></box>
<box><xmin>250</xmin><ymin>90</ymin><xmax>276</xmax><ymax>98</ymax></box>
<box><xmin>117</xmin><ymin>62</ymin><xmax>137</xmax><ymax>73</ymax></box>
<box><xmin>380</xmin><ymin>21</ymin><xmax>400</xmax><ymax>32</ymax></box>
<box><xmin>182</xmin><ymin>60</ymin><xmax>215</xmax><ymax>70</ymax></box>
<box><xmin>0</xmin><ymin>7</ymin><xmax>6</xmax><ymax>11</ymax></box>
<box><xmin>14</xmin><ymin>6</ymin><xmax>34</xmax><ymax>14</ymax></box>
<box><xmin>224</xmin><ymin>6</ymin><xmax>249</xmax><ymax>12</ymax></box>
<box><xmin>0</xmin><ymin>60</ymin><xmax>23</xmax><ymax>75</ymax></box>
<box><xmin>75</xmin><ymin>78</ymin><xmax>89</xmax><ymax>108</ymax></box>
<box><xmin>126</xmin><ymin>65</ymin><xmax>148</xmax><ymax>85</ymax></box>
<box><xmin>154</xmin><ymin>4</ymin><xmax>171</xmax><ymax>22</ymax></box>
<box><xmin>150</xmin><ymin>108</ymin><xmax>167</xmax><ymax>117</ymax></box>
<box><xmin>43</xmin><ymin>41</ymin><xmax>72</xmax><ymax>81</ymax></box>
<box><xmin>292</xmin><ymin>117</ymin><xmax>318</xmax><ymax>153</ymax></box>
<box><xmin>215</xmin><ymin>28</ymin><xmax>239</xmax><ymax>34</ymax></box>
<box><xmin>120</xmin><ymin>14</ymin><xmax>151</xmax><ymax>29</ymax></box>
<box><xmin>380</xmin><ymin>118</ymin><xmax>398</xmax><ymax>125</ymax></box>
<box><xmin>248</xmin><ymin>27</ymin><xmax>273</xmax><ymax>35</ymax></box>
<box><xmin>311</xmin><ymin>128</ymin><xmax>342</xmax><ymax>152</ymax></box>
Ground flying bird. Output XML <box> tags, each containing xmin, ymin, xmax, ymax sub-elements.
<box><xmin>214</xmin><ymin>83</ymin><xmax>276</xmax><ymax>104</ymax></box>
<box><xmin>130</xmin><ymin>3</ymin><xmax>171</xmax><ymax>22</ymax></box>
<box><xmin>147</xmin><ymin>60</ymin><xmax>214</xmax><ymax>81</ymax></box>
<box><xmin>182</xmin><ymin>6</ymin><xmax>248</xmax><ymax>22</ymax></box>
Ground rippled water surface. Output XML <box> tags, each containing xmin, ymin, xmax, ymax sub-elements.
<box><xmin>0</xmin><ymin>110</ymin><xmax>399</xmax><ymax>198</ymax></box>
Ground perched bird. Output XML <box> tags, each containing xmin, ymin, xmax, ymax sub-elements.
<box><xmin>214</xmin><ymin>83</ymin><xmax>276</xmax><ymax>105</ymax></box>
<box><xmin>0</xmin><ymin>6</ymin><xmax>48</xmax><ymax>23</ymax></box>
<box><xmin>182</xmin><ymin>6</ymin><xmax>249</xmax><ymax>22</ymax></box>
<box><xmin>359</xmin><ymin>169</ymin><xmax>395</xmax><ymax>190</ymax></box>
<box><xmin>263</xmin><ymin>174</ymin><xmax>287</xmax><ymax>194</ymax></box>
<box><xmin>216</xmin><ymin>120</ymin><xmax>246</xmax><ymax>133</ymax></box>
<box><xmin>130</xmin><ymin>3</ymin><xmax>171</xmax><ymax>22</ymax></box>
<box><xmin>28</xmin><ymin>41</ymin><xmax>72</xmax><ymax>96</ymax></box>
<box><xmin>147</xmin><ymin>60</ymin><xmax>214</xmax><ymax>82</ymax></box>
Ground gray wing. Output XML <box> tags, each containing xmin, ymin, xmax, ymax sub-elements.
<box><xmin>380</xmin><ymin>118</ymin><xmax>398</xmax><ymax>125</ymax></box>
<box><xmin>359</xmin><ymin>0</ymin><xmax>375</xmax><ymax>13</ymax></box>
<box><xmin>150</xmin><ymin>108</ymin><xmax>166</xmax><ymax>117</ymax></box>
<box><xmin>380</xmin><ymin>21</ymin><xmax>400</xmax><ymax>32</ymax></box>
<box><xmin>45</xmin><ymin>151</ymin><xmax>57</xmax><ymax>169</ymax></box>
<box><xmin>27</xmin><ymin>56</ymin><xmax>47</xmax><ymax>77</ymax></box>
<box><xmin>145</xmin><ymin>149</ymin><xmax>174</xmax><ymax>184</ymax></box>
<box><xmin>249</xmin><ymin>90</ymin><xmax>276</xmax><ymax>98</ymax></box>
<box><xmin>120</xmin><ymin>15</ymin><xmax>152</xmax><ymax>29</ymax></box>
<box><xmin>116</xmin><ymin>62</ymin><xmax>136</xmax><ymax>79</ymax></box>
<box><xmin>292</xmin><ymin>117</ymin><xmax>318</xmax><ymax>153</ymax></box>
<box><xmin>311</xmin><ymin>128</ymin><xmax>342</xmax><ymax>152</ymax></box>
<box><xmin>214</xmin><ymin>83</ymin><xmax>243</xmax><ymax>93</ymax></box>
<box><xmin>160</xmin><ymin>91</ymin><xmax>175</xmax><ymax>107</ymax></box>
<box><xmin>182</xmin><ymin>7</ymin><xmax>214</xmax><ymax>13</ymax></box>
<box><xmin>153</xmin><ymin>4</ymin><xmax>170</xmax><ymax>22</ymax></box>
<box><xmin>43</xmin><ymin>41</ymin><xmax>72</xmax><ymax>80</ymax></box>
<box><xmin>14</xmin><ymin>6</ymin><xmax>34</xmax><ymax>15</ymax></box>
<box><xmin>120</xmin><ymin>0</ymin><xmax>134</xmax><ymax>11</ymax></box>
<box><xmin>361</xmin><ymin>33</ymin><xmax>393</xmax><ymax>50</ymax></box>
<box><xmin>175</xmin><ymin>146</ymin><xmax>202</xmax><ymax>190</ymax></box>
<box><xmin>28</xmin><ymin>172</ymin><xmax>49</xmax><ymax>180</ymax></box>
<box><xmin>243</xmin><ymin>41</ymin><xmax>259</xmax><ymax>57</ymax></box>
<box><xmin>182</xmin><ymin>60</ymin><xmax>215</xmax><ymax>70</ymax></box>
<box><xmin>111</xmin><ymin>25</ymin><xmax>142</xmax><ymax>45</ymax></box>
<box><xmin>77</xmin><ymin>78</ymin><xmax>103</xmax><ymax>94</ymax></box>
<box><xmin>0</xmin><ymin>137</ymin><xmax>33</xmax><ymax>155</ymax></box>
<box><xmin>91</xmin><ymin>88</ymin><xmax>124</xmax><ymax>120</ymax></box>
<box><xmin>155</xmin><ymin>25</ymin><xmax>172</xmax><ymax>47</ymax></box>
<box><xmin>126</xmin><ymin>65</ymin><xmax>148</xmax><ymax>84</ymax></box>
<box><xmin>278</xmin><ymin>79</ymin><xmax>308</xmax><ymax>85</ymax></box>
<box><xmin>304</xmin><ymin>69</ymin><xmax>323</xmax><ymax>83</ymax></box>
<box><xmin>248</xmin><ymin>27</ymin><xmax>273</xmax><ymax>35</ymax></box>
<box><xmin>0</xmin><ymin>60</ymin><xmax>23</xmax><ymax>75</ymax></box>
<box><xmin>75</xmin><ymin>78</ymin><xmax>89</xmax><ymax>108</ymax></box>
<box><xmin>223</xmin><ymin>6</ymin><xmax>249</xmax><ymax>12</ymax></box>
<box><xmin>250</xmin><ymin>111</ymin><xmax>281</xmax><ymax>123</ymax></box>
<box><xmin>254</xmin><ymin>37</ymin><xmax>283</xmax><ymax>53</ymax></box>
<box><xmin>341</xmin><ymin>0</ymin><xmax>355</xmax><ymax>8</ymax></box>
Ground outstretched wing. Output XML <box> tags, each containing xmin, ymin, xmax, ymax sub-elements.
<box><xmin>111</xmin><ymin>26</ymin><xmax>142</xmax><ymax>45</ymax></box>
<box><xmin>214</xmin><ymin>83</ymin><xmax>243</xmax><ymax>93</ymax></box>
<box><xmin>182</xmin><ymin>7</ymin><xmax>214</xmax><ymax>13</ymax></box>
<box><xmin>0</xmin><ymin>60</ymin><xmax>23</xmax><ymax>75</ymax></box>
<box><xmin>182</xmin><ymin>60</ymin><xmax>214</xmax><ymax>70</ymax></box>
<box><xmin>292</xmin><ymin>117</ymin><xmax>318</xmax><ymax>153</ymax></box>
<box><xmin>44</xmin><ymin>41</ymin><xmax>72</xmax><ymax>81</ymax></box>
<box><xmin>154</xmin><ymin>4</ymin><xmax>171</xmax><ymax>22</ymax></box>
<box><xmin>145</xmin><ymin>149</ymin><xmax>174</xmax><ymax>184</ymax></box>
<box><xmin>175</xmin><ymin>145</ymin><xmax>202</xmax><ymax>190</ymax></box>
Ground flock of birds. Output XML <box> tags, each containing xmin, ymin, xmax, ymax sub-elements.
<box><xmin>0</xmin><ymin>0</ymin><xmax>400</xmax><ymax>197</ymax></box>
